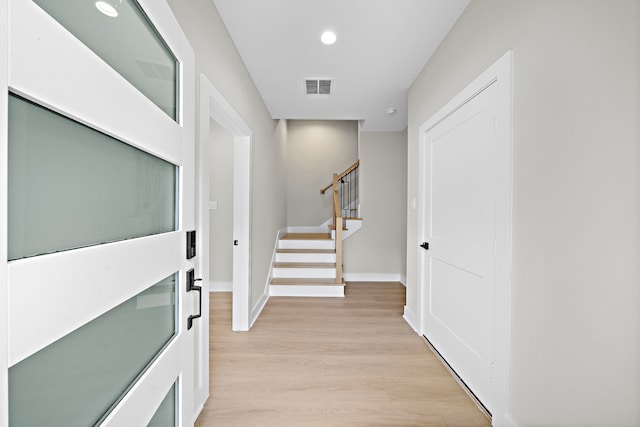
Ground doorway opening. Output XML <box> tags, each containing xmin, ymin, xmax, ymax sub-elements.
<box><xmin>198</xmin><ymin>74</ymin><xmax>252</xmax><ymax>333</ymax></box>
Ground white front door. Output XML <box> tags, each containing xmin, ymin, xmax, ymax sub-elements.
<box><xmin>1</xmin><ymin>0</ymin><xmax>197</xmax><ymax>425</ymax></box>
<box><xmin>419</xmin><ymin>79</ymin><xmax>499</xmax><ymax>412</ymax></box>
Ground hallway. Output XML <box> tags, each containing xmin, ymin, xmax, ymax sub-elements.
<box><xmin>195</xmin><ymin>282</ymin><xmax>490</xmax><ymax>426</ymax></box>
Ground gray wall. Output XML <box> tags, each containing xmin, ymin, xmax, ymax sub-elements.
<box><xmin>208</xmin><ymin>119</ymin><xmax>234</xmax><ymax>284</ymax></box>
<box><xmin>406</xmin><ymin>1</ymin><xmax>640</xmax><ymax>425</ymax></box>
<box><xmin>344</xmin><ymin>131</ymin><xmax>407</xmax><ymax>278</ymax></box>
<box><xmin>286</xmin><ymin>120</ymin><xmax>358</xmax><ymax>226</ymax></box>
<box><xmin>168</xmin><ymin>0</ymin><xmax>288</xmax><ymax>308</ymax></box>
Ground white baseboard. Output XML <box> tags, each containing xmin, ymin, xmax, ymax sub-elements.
<box><xmin>192</xmin><ymin>394</ymin><xmax>208</xmax><ymax>425</ymax></box>
<box><xmin>343</xmin><ymin>273</ymin><xmax>403</xmax><ymax>283</ymax></box>
<box><xmin>250</xmin><ymin>291</ymin><xmax>269</xmax><ymax>328</ymax></box>
<box><xmin>210</xmin><ymin>281</ymin><xmax>232</xmax><ymax>292</ymax></box>
<box><xmin>400</xmin><ymin>274</ymin><xmax>407</xmax><ymax>287</ymax></box>
<box><xmin>403</xmin><ymin>305</ymin><xmax>419</xmax><ymax>334</ymax></box>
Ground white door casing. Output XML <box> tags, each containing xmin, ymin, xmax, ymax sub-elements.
<box><xmin>198</xmin><ymin>74</ymin><xmax>252</xmax><ymax>335</ymax></box>
<box><xmin>417</xmin><ymin>51</ymin><xmax>513</xmax><ymax>426</ymax></box>
<box><xmin>2</xmin><ymin>0</ymin><xmax>197</xmax><ymax>425</ymax></box>
<box><xmin>0</xmin><ymin>1</ymin><xmax>9</xmax><ymax>425</ymax></box>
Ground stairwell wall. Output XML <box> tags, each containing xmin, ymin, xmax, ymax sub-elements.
<box><xmin>168</xmin><ymin>0</ymin><xmax>288</xmax><ymax>310</ymax></box>
<box><xmin>406</xmin><ymin>1</ymin><xmax>640</xmax><ymax>425</ymax></box>
<box><xmin>343</xmin><ymin>130</ymin><xmax>407</xmax><ymax>282</ymax></box>
<box><xmin>286</xmin><ymin>120</ymin><xmax>358</xmax><ymax>226</ymax></box>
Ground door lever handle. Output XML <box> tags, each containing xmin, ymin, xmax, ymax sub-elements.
<box><xmin>420</xmin><ymin>242</ymin><xmax>429</xmax><ymax>250</ymax></box>
<box><xmin>186</xmin><ymin>268</ymin><xmax>202</xmax><ymax>330</ymax></box>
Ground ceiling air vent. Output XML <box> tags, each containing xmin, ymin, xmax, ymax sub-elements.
<box><xmin>305</xmin><ymin>79</ymin><xmax>332</xmax><ymax>95</ymax></box>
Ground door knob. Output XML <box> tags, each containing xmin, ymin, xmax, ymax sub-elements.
<box><xmin>420</xmin><ymin>242</ymin><xmax>429</xmax><ymax>250</ymax></box>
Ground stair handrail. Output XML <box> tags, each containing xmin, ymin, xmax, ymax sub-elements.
<box><xmin>319</xmin><ymin>160</ymin><xmax>360</xmax><ymax>195</ymax></box>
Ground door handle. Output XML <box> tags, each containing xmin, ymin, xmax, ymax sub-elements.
<box><xmin>186</xmin><ymin>268</ymin><xmax>202</xmax><ymax>330</ymax></box>
<box><xmin>420</xmin><ymin>242</ymin><xmax>429</xmax><ymax>250</ymax></box>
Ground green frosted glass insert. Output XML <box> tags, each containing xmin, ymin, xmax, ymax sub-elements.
<box><xmin>32</xmin><ymin>0</ymin><xmax>178</xmax><ymax>119</ymax></box>
<box><xmin>8</xmin><ymin>273</ymin><xmax>177</xmax><ymax>426</ymax></box>
<box><xmin>8</xmin><ymin>95</ymin><xmax>177</xmax><ymax>260</ymax></box>
<box><xmin>148</xmin><ymin>382</ymin><xmax>177</xmax><ymax>427</ymax></box>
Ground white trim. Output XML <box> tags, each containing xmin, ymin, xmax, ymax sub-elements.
<box><xmin>210</xmin><ymin>282</ymin><xmax>233</xmax><ymax>292</ymax></box>
<box><xmin>0</xmin><ymin>0</ymin><xmax>8</xmax><ymax>422</ymax></box>
<box><xmin>403</xmin><ymin>305</ymin><xmax>419</xmax><ymax>334</ymax></box>
<box><xmin>270</xmin><ymin>285</ymin><xmax>345</xmax><ymax>298</ymax></box>
<box><xmin>287</xmin><ymin>225</ymin><xmax>327</xmax><ymax>233</ymax></box>
<box><xmin>417</xmin><ymin>50</ymin><xmax>513</xmax><ymax>426</ymax></box>
<box><xmin>272</xmin><ymin>267</ymin><xmax>336</xmax><ymax>279</ymax></box>
<box><xmin>343</xmin><ymin>273</ymin><xmax>404</xmax><ymax>283</ymax></box>
<box><xmin>400</xmin><ymin>274</ymin><xmax>407</xmax><ymax>286</ymax></box>
<box><xmin>198</xmin><ymin>74</ymin><xmax>252</xmax><ymax>333</ymax></box>
<box><xmin>336</xmin><ymin>218</ymin><xmax>363</xmax><ymax>240</ymax></box>
<box><xmin>265</xmin><ymin>226</ymin><xmax>287</xmax><ymax>283</ymax></box>
<box><xmin>250</xmin><ymin>291</ymin><xmax>270</xmax><ymax>328</ymax></box>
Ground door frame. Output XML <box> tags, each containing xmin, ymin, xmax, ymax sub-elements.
<box><xmin>417</xmin><ymin>50</ymin><xmax>513</xmax><ymax>426</ymax></box>
<box><xmin>198</xmin><ymin>74</ymin><xmax>252</xmax><ymax>335</ymax></box>
<box><xmin>0</xmin><ymin>1</ymin><xmax>8</xmax><ymax>424</ymax></box>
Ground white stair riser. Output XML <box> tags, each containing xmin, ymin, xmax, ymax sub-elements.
<box><xmin>278</xmin><ymin>240</ymin><xmax>335</xmax><ymax>250</ymax></box>
<box><xmin>275</xmin><ymin>253</ymin><xmax>336</xmax><ymax>263</ymax></box>
<box><xmin>270</xmin><ymin>285</ymin><xmax>344</xmax><ymax>298</ymax></box>
<box><xmin>272</xmin><ymin>268</ymin><xmax>336</xmax><ymax>278</ymax></box>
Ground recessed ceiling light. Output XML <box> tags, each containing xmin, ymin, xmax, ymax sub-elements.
<box><xmin>95</xmin><ymin>0</ymin><xmax>121</xmax><ymax>17</ymax></box>
<box><xmin>387</xmin><ymin>108</ymin><xmax>397</xmax><ymax>115</ymax></box>
<box><xmin>321</xmin><ymin>31</ymin><xmax>337</xmax><ymax>45</ymax></box>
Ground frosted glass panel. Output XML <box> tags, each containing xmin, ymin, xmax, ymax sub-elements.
<box><xmin>8</xmin><ymin>95</ymin><xmax>176</xmax><ymax>260</ymax></box>
<box><xmin>148</xmin><ymin>382</ymin><xmax>177</xmax><ymax>427</ymax></box>
<box><xmin>8</xmin><ymin>273</ymin><xmax>177</xmax><ymax>426</ymax></box>
<box><xmin>32</xmin><ymin>0</ymin><xmax>178</xmax><ymax>119</ymax></box>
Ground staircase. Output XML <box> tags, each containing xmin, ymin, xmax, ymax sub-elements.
<box><xmin>269</xmin><ymin>160</ymin><xmax>361</xmax><ymax>298</ymax></box>
<box><xmin>270</xmin><ymin>233</ymin><xmax>345</xmax><ymax>297</ymax></box>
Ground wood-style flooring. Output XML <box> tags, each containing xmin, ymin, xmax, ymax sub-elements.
<box><xmin>195</xmin><ymin>282</ymin><xmax>491</xmax><ymax>427</ymax></box>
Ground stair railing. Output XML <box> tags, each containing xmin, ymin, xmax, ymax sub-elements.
<box><xmin>320</xmin><ymin>160</ymin><xmax>360</xmax><ymax>284</ymax></box>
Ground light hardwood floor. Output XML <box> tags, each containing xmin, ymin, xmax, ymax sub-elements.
<box><xmin>195</xmin><ymin>282</ymin><xmax>491</xmax><ymax>427</ymax></box>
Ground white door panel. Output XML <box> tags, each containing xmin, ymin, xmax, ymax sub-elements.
<box><xmin>3</xmin><ymin>0</ymin><xmax>197</xmax><ymax>424</ymax></box>
<box><xmin>429</xmin><ymin>258</ymin><xmax>484</xmax><ymax>358</ymax></box>
<box><xmin>421</xmin><ymin>81</ymin><xmax>498</xmax><ymax>411</ymax></box>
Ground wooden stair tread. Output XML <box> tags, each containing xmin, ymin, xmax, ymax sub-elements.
<box><xmin>270</xmin><ymin>278</ymin><xmax>345</xmax><ymax>286</ymax></box>
<box><xmin>277</xmin><ymin>249</ymin><xmax>335</xmax><ymax>254</ymax></box>
<box><xmin>281</xmin><ymin>233</ymin><xmax>332</xmax><ymax>240</ymax></box>
<box><xmin>328</xmin><ymin>225</ymin><xmax>348</xmax><ymax>231</ymax></box>
<box><xmin>273</xmin><ymin>262</ymin><xmax>336</xmax><ymax>268</ymax></box>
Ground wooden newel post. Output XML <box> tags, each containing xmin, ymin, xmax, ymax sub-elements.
<box><xmin>332</xmin><ymin>173</ymin><xmax>343</xmax><ymax>284</ymax></box>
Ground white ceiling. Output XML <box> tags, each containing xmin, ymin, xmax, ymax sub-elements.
<box><xmin>212</xmin><ymin>0</ymin><xmax>470</xmax><ymax>132</ymax></box>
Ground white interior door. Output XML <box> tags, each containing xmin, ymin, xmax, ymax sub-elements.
<box><xmin>2</xmin><ymin>0</ymin><xmax>197</xmax><ymax>425</ymax></box>
<box><xmin>420</xmin><ymin>81</ymin><xmax>499</xmax><ymax>412</ymax></box>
